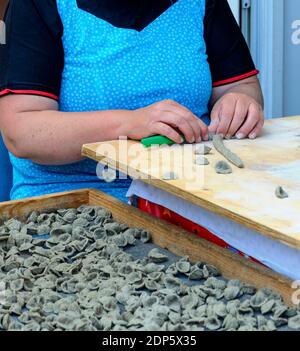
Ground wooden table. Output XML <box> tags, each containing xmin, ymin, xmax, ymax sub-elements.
<box><xmin>82</xmin><ymin>116</ymin><xmax>300</xmax><ymax>250</ymax></box>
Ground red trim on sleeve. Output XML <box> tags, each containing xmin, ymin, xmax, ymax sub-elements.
<box><xmin>212</xmin><ymin>69</ymin><xmax>259</xmax><ymax>87</ymax></box>
<box><xmin>0</xmin><ymin>89</ymin><xmax>59</xmax><ymax>100</ymax></box>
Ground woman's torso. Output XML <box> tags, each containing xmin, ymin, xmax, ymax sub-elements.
<box><xmin>9</xmin><ymin>0</ymin><xmax>212</xmax><ymax>200</ymax></box>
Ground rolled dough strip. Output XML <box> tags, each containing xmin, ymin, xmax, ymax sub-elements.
<box><xmin>213</xmin><ymin>135</ymin><xmax>245</xmax><ymax>168</ymax></box>
<box><xmin>208</xmin><ymin>133</ymin><xmax>237</xmax><ymax>141</ymax></box>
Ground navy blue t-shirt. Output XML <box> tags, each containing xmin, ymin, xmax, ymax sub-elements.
<box><xmin>0</xmin><ymin>0</ymin><xmax>258</xmax><ymax>100</ymax></box>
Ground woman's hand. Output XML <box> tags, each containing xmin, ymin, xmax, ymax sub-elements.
<box><xmin>209</xmin><ymin>77</ymin><xmax>264</xmax><ymax>140</ymax></box>
<box><xmin>209</xmin><ymin>92</ymin><xmax>264</xmax><ymax>140</ymax></box>
<box><xmin>128</xmin><ymin>99</ymin><xmax>209</xmax><ymax>144</ymax></box>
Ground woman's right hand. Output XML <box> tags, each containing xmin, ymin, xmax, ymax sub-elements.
<box><xmin>127</xmin><ymin>100</ymin><xmax>209</xmax><ymax>144</ymax></box>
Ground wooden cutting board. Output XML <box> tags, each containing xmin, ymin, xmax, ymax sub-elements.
<box><xmin>82</xmin><ymin>116</ymin><xmax>300</xmax><ymax>249</ymax></box>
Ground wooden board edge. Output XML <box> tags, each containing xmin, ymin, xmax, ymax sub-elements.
<box><xmin>89</xmin><ymin>189</ymin><xmax>295</xmax><ymax>306</ymax></box>
<box><xmin>82</xmin><ymin>146</ymin><xmax>300</xmax><ymax>251</ymax></box>
<box><xmin>0</xmin><ymin>189</ymin><xmax>90</xmax><ymax>221</ymax></box>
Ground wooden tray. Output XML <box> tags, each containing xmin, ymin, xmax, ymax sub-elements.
<box><xmin>82</xmin><ymin>116</ymin><xmax>300</xmax><ymax>250</ymax></box>
<box><xmin>0</xmin><ymin>189</ymin><xmax>294</xmax><ymax>305</ymax></box>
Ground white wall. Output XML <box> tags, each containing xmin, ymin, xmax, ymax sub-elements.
<box><xmin>284</xmin><ymin>0</ymin><xmax>300</xmax><ymax>117</ymax></box>
<box><xmin>228</xmin><ymin>0</ymin><xmax>240</xmax><ymax>24</ymax></box>
<box><xmin>251</xmin><ymin>0</ymin><xmax>300</xmax><ymax>118</ymax></box>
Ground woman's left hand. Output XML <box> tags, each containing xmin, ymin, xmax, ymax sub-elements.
<box><xmin>209</xmin><ymin>92</ymin><xmax>264</xmax><ymax>140</ymax></box>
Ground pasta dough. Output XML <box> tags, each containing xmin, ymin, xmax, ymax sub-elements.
<box><xmin>0</xmin><ymin>206</ymin><xmax>299</xmax><ymax>332</ymax></box>
<box><xmin>213</xmin><ymin>135</ymin><xmax>245</xmax><ymax>168</ymax></box>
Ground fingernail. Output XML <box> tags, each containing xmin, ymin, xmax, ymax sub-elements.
<box><xmin>204</xmin><ymin>135</ymin><xmax>209</xmax><ymax>141</ymax></box>
<box><xmin>218</xmin><ymin>133</ymin><xmax>224</xmax><ymax>139</ymax></box>
<box><xmin>236</xmin><ymin>133</ymin><xmax>244</xmax><ymax>140</ymax></box>
<box><xmin>180</xmin><ymin>136</ymin><xmax>185</xmax><ymax>143</ymax></box>
<box><xmin>225</xmin><ymin>134</ymin><xmax>231</xmax><ymax>140</ymax></box>
<box><xmin>249</xmin><ymin>133</ymin><xmax>256</xmax><ymax>139</ymax></box>
<box><xmin>197</xmin><ymin>137</ymin><xmax>202</xmax><ymax>143</ymax></box>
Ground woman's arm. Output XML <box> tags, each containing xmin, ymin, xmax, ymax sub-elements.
<box><xmin>209</xmin><ymin>76</ymin><xmax>264</xmax><ymax>140</ymax></box>
<box><xmin>0</xmin><ymin>1</ymin><xmax>209</xmax><ymax>167</ymax></box>
<box><xmin>204</xmin><ymin>0</ymin><xmax>264</xmax><ymax>139</ymax></box>
<box><xmin>0</xmin><ymin>95</ymin><xmax>208</xmax><ymax>165</ymax></box>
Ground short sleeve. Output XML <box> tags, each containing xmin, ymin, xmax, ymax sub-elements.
<box><xmin>0</xmin><ymin>0</ymin><xmax>64</xmax><ymax>100</ymax></box>
<box><xmin>204</xmin><ymin>0</ymin><xmax>259</xmax><ymax>87</ymax></box>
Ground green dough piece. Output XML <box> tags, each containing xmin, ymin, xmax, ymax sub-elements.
<box><xmin>181</xmin><ymin>293</ymin><xmax>199</xmax><ymax>310</ymax></box>
<box><xmin>224</xmin><ymin>286</ymin><xmax>240</xmax><ymax>301</ymax></box>
<box><xmin>250</xmin><ymin>290</ymin><xmax>268</xmax><ymax>310</ymax></box>
<box><xmin>213</xmin><ymin>134</ymin><xmax>245</xmax><ymax>168</ymax></box>
<box><xmin>175</xmin><ymin>260</ymin><xmax>191</xmax><ymax>274</ymax></box>
<box><xmin>288</xmin><ymin>315</ymin><xmax>300</xmax><ymax>330</ymax></box>
<box><xmin>261</xmin><ymin>299</ymin><xmax>276</xmax><ymax>314</ymax></box>
<box><xmin>140</xmin><ymin>230</ymin><xmax>151</xmax><ymax>243</ymax></box>
<box><xmin>148</xmin><ymin>248</ymin><xmax>168</xmax><ymax>263</ymax></box>
<box><xmin>1</xmin><ymin>204</ymin><xmax>299</xmax><ymax>332</ymax></box>
<box><xmin>102</xmin><ymin>168</ymin><xmax>117</xmax><ymax>183</ymax></box>
<box><xmin>215</xmin><ymin>161</ymin><xmax>233</xmax><ymax>174</ymax></box>
<box><xmin>164</xmin><ymin>294</ymin><xmax>181</xmax><ymax>313</ymax></box>
<box><xmin>275</xmin><ymin>186</ymin><xmax>289</xmax><ymax>199</ymax></box>
<box><xmin>205</xmin><ymin>316</ymin><xmax>222</xmax><ymax>331</ymax></box>
<box><xmin>194</xmin><ymin>145</ymin><xmax>212</xmax><ymax>155</ymax></box>
<box><xmin>194</xmin><ymin>156</ymin><xmax>210</xmax><ymax>166</ymax></box>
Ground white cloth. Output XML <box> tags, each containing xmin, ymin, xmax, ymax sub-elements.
<box><xmin>127</xmin><ymin>180</ymin><xmax>300</xmax><ymax>281</ymax></box>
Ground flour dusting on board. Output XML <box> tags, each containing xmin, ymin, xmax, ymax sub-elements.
<box><xmin>267</xmin><ymin>160</ymin><xmax>300</xmax><ymax>184</ymax></box>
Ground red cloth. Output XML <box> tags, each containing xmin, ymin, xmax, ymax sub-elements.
<box><xmin>137</xmin><ymin>197</ymin><xmax>262</xmax><ymax>265</ymax></box>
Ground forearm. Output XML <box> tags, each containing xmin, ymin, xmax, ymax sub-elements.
<box><xmin>208</xmin><ymin>76</ymin><xmax>265</xmax><ymax>139</ymax></box>
<box><xmin>211</xmin><ymin>77</ymin><xmax>264</xmax><ymax>108</ymax></box>
<box><xmin>1</xmin><ymin>95</ymin><xmax>209</xmax><ymax>166</ymax></box>
<box><xmin>4</xmin><ymin>109</ymin><xmax>133</xmax><ymax>165</ymax></box>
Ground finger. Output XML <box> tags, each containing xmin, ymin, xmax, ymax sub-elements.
<box><xmin>161</xmin><ymin>101</ymin><xmax>201</xmax><ymax>142</ymax></box>
<box><xmin>197</xmin><ymin>119</ymin><xmax>209</xmax><ymax>141</ymax></box>
<box><xmin>165</xmin><ymin>100</ymin><xmax>197</xmax><ymax>119</ymax></box>
<box><xmin>216</xmin><ymin>99</ymin><xmax>237</xmax><ymax>137</ymax></box>
<box><xmin>153</xmin><ymin>122</ymin><xmax>183</xmax><ymax>144</ymax></box>
<box><xmin>188</xmin><ymin>118</ymin><xmax>204</xmax><ymax>143</ymax></box>
<box><xmin>160</xmin><ymin>112</ymin><xmax>195</xmax><ymax>143</ymax></box>
<box><xmin>236</xmin><ymin>103</ymin><xmax>261</xmax><ymax>139</ymax></box>
<box><xmin>208</xmin><ymin>104</ymin><xmax>221</xmax><ymax>135</ymax></box>
<box><xmin>226</xmin><ymin>99</ymin><xmax>249</xmax><ymax>138</ymax></box>
<box><xmin>249</xmin><ymin>118</ymin><xmax>264</xmax><ymax>139</ymax></box>
<box><xmin>162</xmin><ymin>100</ymin><xmax>208</xmax><ymax>142</ymax></box>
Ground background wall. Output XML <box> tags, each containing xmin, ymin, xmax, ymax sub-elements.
<box><xmin>228</xmin><ymin>0</ymin><xmax>240</xmax><ymax>23</ymax></box>
<box><xmin>283</xmin><ymin>0</ymin><xmax>300</xmax><ymax>117</ymax></box>
<box><xmin>250</xmin><ymin>0</ymin><xmax>300</xmax><ymax>119</ymax></box>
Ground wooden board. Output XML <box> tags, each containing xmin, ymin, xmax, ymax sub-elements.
<box><xmin>0</xmin><ymin>189</ymin><xmax>294</xmax><ymax>305</ymax></box>
<box><xmin>82</xmin><ymin>116</ymin><xmax>300</xmax><ymax>249</ymax></box>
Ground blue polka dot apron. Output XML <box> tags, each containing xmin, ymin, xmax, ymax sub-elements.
<box><xmin>9</xmin><ymin>0</ymin><xmax>212</xmax><ymax>201</ymax></box>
